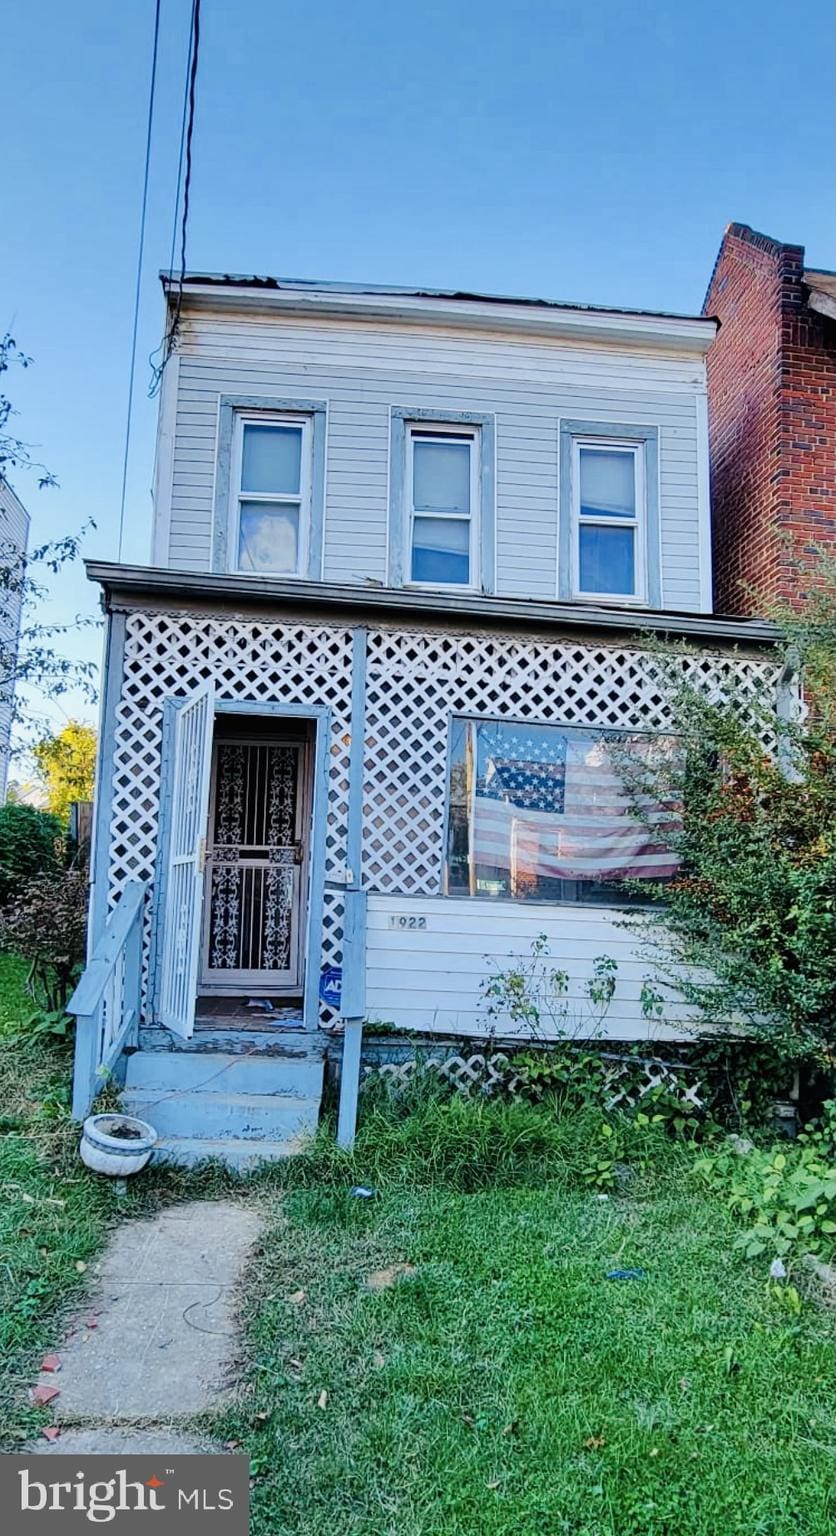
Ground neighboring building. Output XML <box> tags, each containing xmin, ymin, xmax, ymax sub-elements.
<box><xmin>0</xmin><ymin>477</ymin><xmax>30</xmax><ymax>800</ymax></box>
<box><xmin>703</xmin><ymin>222</ymin><xmax>836</xmax><ymax>615</ymax></box>
<box><xmin>70</xmin><ymin>273</ymin><xmax>781</xmax><ymax>1161</ymax></box>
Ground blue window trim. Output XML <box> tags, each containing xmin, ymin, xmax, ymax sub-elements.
<box><xmin>558</xmin><ymin>419</ymin><xmax>661</xmax><ymax>607</ymax></box>
<box><xmin>388</xmin><ymin>406</ymin><xmax>496</xmax><ymax>593</ymax></box>
<box><xmin>213</xmin><ymin>395</ymin><xmax>328</xmax><ymax>578</ymax></box>
<box><xmin>150</xmin><ymin>697</ymin><xmax>331</xmax><ymax>1034</ymax></box>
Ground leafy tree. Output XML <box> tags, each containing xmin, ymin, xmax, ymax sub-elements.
<box><xmin>0</xmin><ymin>332</ymin><xmax>97</xmax><ymax>743</ymax></box>
<box><xmin>0</xmin><ymin>802</ymin><xmax>63</xmax><ymax>905</ymax></box>
<box><xmin>32</xmin><ymin>720</ymin><xmax>97</xmax><ymax>822</ymax></box>
<box><xmin>624</xmin><ymin>560</ymin><xmax>836</xmax><ymax>1066</ymax></box>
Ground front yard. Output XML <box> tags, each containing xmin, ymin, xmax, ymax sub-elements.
<box><xmin>1</xmin><ymin>950</ymin><xmax>834</xmax><ymax>1535</ymax></box>
<box><xmin>222</xmin><ymin>1175</ymin><xmax>835</xmax><ymax>1536</ymax></box>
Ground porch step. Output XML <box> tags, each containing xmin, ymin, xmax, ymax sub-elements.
<box><xmin>150</xmin><ymin>1135</ymin><xmax>311</xmax><ymax>1171</ymax></box>
<box><xmin>137</xmin><ymin>1025</ymin><xmax>324</xmax><ymax>1059</ymax></box>
<box><xmin>125</xmin><ymin>1049</ymin><xmax>323</xmax><ymax>1099</ymax></box>
<box><xmin>120</xmin><ymin>1088</ymin><xmax>321</xmax><ymax>1142</ymax></box>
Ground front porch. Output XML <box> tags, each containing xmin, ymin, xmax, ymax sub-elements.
<box><xmin>68</xmin><ymin>565</ymin><xmax>780</xmax><ymax>1166</ymax></box>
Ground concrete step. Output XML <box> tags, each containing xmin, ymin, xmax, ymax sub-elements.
<box><xmin>120</xmin><ymin>1089</ymin><xmax>321</xmax><ymax>1142</ymax></box>
<box><xmin>125</xmin><ymin>1049</ymin><xmax>323</xmax><ymax>1099</ymax></box>
<box><xmin>137</xmin><ymin>1025</ymin><xmax>324</xmax><ymax>1059</ymax></box>
<box><xmin>151</xmin><ymin>1135</ymin><xmax>310</xmax><ymax>1171</ymax></box>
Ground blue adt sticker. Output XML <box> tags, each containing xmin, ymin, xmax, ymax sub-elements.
<box><xmin>319</xmin><ymin>966</ymin><xmax>342</xmax><ymax>1009</ymax></box>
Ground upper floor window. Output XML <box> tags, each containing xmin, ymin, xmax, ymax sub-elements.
<box><xmin>573</xmin><ymin>439</ymin><xmax>644</xmax><ymax>601</ymax></box>
<box><xmin>406</xmin><ymin>424</ymin><xmax>479</xmax><ymax>588</ymax></box>
<box><xmin>231</xmin><ymin>414</ymin><xmax>312</xmax><ymax>576</ymax></box>
<box><xmin>559</xmin><ymin>421</ymin><xmax>660</xmax><ymax>608</ymax></box>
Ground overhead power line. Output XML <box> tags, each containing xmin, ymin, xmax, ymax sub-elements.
<box><xmin>117</xmin><ymin>0</ymin><xmax>162</xmax><ymax>562</ymax></box>
<box><xmin>150</xmin><ymin>0</ymin><xmax>201</xmax><ymax>398</ymax></box>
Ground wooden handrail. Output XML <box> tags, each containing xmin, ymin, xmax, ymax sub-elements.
<box><xmin>69</xmin><ymin>880</ymin><xmax>147</xmax><ymax>1121</ymax></box>
<box><xmin>68</xmin><ymin>881</ymin><xmax>146</xmax><ymax>1017</ymax></box>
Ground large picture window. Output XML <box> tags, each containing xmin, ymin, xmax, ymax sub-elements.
<box><xmin>445</xmin><ymin>717</ymin><xmax>679</xmax><ymax>905</ymax></box>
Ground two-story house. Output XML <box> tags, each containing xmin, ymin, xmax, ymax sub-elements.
<box><xmin>71</xmin><ymin>274</ymin><xmax>781</xmax><ymax>1164</ymax></box>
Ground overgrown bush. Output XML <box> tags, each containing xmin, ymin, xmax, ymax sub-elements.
<box><xmin>622</xmin><ymin>559</ymin><xmax>836</xmax><ymax>1067</ymax></box>
<box><xmin>694</xmin><ymin>1103</ymin><xmax>836</xmax><ymax>1269</ymax></box>
<box><xmin>0</xmin><ymin>803</ymin><xmax>63</xmax><ymax>906</ymax></box>
<box><xmin>0</xmin><ymin>868</ymin><xmax>88</xmax><ymax>1017</ymax></box>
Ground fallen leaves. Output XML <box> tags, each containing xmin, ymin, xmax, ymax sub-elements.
<box><xmin>41</xmin><ymin>1426</ymin><xmax>60</xmax><ymax>1443</ymax></box>
<box><xmin>74</xmin><ymin>1261</ymin><xmax>87</xmax><ymax>1274</ymax></box>
<box><xmin>317</xmin><ymin>1390</ymin><xmax>328</xmax><ymax>1410</ymax></box>
<box><xmin>584</xmin><ymin>1435</ymin><xmax>606</xmax><ymax>1452</ymax></box>
<box><xmin>288</xmin><ymin>1289</ymin><xmax>306</xmax><ymax>1306</ymax></box>
<box><xmin>364</xmin><ymin>1263</ymin><xmax>416</xmax><ymax>1292</ymax></box>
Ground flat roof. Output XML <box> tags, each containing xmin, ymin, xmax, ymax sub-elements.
<box><xmin>162</xmin><ymin>270</ymin><xmax>712</xmax><ymax>327</ymax></box>
<box><xmin>160</xmin><ymin>272</ymin><xmax>718</xmax><ymax>352</ymax></box>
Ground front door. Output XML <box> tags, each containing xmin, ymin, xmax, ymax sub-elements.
<box><xmin>201</xmin><ymin>737</ymin><xmax>308</xmax><ymax>993</ymax></box>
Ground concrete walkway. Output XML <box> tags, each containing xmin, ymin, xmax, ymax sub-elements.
<box><xmin>29</xmin><ymin>1200</ymin><xmax>263</xmax><ymax>1455</ymax></box>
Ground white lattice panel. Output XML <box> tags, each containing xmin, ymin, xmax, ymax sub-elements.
<box><xmin>362</xmin><ymin>627</ymin><xmax>779</xmax><ymax>893</ymax></box>
<box><xmin>108</xmin><ymin>612</ymin><xmax>353</xmax><ymax>1022</ymax></box>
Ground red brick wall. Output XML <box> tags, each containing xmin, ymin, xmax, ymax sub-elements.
<box><xmin>704</xmin><ymin>223</ymin><xmax>836</xmax><ymax>614</ymax></box>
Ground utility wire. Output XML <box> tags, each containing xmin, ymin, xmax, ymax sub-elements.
<box><xmin>167</xmin><ymin>0</ymin><xmax>197</xmax><ymax>282</ymax></box>
<box><xmin>117</xmin><ymin>0</ymin><xmax>162</xmax><ymax>562</ymax></box>
<box><xmin>148</xmin><ymin>0</ymin><xmax>198</xmax><ymax>394</ymax></box>
<box><xmin>150</xmin><ymin>0</ymin><xmax>201</xmax><ymax>397</ymax></box>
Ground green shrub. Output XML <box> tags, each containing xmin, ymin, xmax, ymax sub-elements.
<box><xmin>694</xmin><ymin>1104</ymin><xmax>836</xmax><ymax>1268</ymax></box>
<box><xmin>0</xmin><ymin>869</ymin><xmax>88</xmax><ymax>1016</ymax></box>
<box><xmin>0</xmin><ymin>803</ymin><xmax>63</xmax><ymax>906</ymax></box>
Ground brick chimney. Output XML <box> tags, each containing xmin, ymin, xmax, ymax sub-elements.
<box><xmin>703</xmin><ymin>223</ymin><xmax>836</xmax><ymax>614</ymax></box>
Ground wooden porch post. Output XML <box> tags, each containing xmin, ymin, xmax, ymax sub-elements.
<box><xmin>337</xmin><ymin>626</ymin><xmax>368</xmax><ymax>1150</ymax></box>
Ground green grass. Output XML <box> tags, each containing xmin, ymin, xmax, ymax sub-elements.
<box><xmin>215</xmin><ymin>1120</ymin><xmax>836</xmax><ymax>1536</ymax></box>
<box><xmin>1</xmin><ymin>960</ymin><xmax>834</xmax><ymax>1530</ymax></box>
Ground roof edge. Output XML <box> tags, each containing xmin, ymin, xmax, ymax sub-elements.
<box><xmin>86</xmin><ymin>562</ymin><xmax>780</xmax><ymax>647</ymax></box>
<box><xmin>160</xmin><ymin>272</ymin><xmax>717</xmax><ymax>352</ymax></box>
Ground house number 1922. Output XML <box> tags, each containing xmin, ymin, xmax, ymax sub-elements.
<box><xmin>388</xmin><ymin>914</ymin><xmax>428</xmax><ymax>930</ymax></box>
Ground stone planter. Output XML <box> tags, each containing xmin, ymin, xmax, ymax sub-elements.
<box><xmin>80</xmin><ymin>1113</ymin><xmax>157</xmax><ymax>1176</ymax></box>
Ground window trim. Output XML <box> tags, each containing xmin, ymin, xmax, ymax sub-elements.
<box><xmin>558</xmin><ymin>419</ymin><xmax>661</xmax><ymax>607</ymax></box>
<box><xmin>229</xmin><ymin>410</ymin><xmax>312</xmax><ymax>578</ymax></box>
<box><xmin>405</xmin><ymin>422</ymin><xmax>480</xmax><ymax>593</ymax></box>
<box><xmin>388</xmin><ymin>407</ymin><xmax>496</xmax><ymax>592</ymax></box>
<box><xmin>213</xmin><ymin>395</ymin><xmax>327</xmax><ymax>577</ymax></box>
<box><xmin>571</xmin><ymin>436</ymin><xmax>646</xmax><ymax>604</ymax></box>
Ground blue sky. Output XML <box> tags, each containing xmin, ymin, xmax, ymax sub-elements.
<box><xmin>3</xmin><ymin>0</ymin><xmax>834</xmax><ymax>724</ymax></box>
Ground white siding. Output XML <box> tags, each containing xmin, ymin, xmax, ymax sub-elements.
<box><xmin>365</xmin><ymin>894</ymin><xmax>697</xmax><ymax>1041</ymax></box>
<box><xmin>163</xmin><ymin>308</ymin><xmax>708</xmax><ymax>610</ymax></box>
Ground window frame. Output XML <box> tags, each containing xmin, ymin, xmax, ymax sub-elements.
<box><xmin>440</xmin><ymin>711</ymin><xmax>679</xmax><ymax>909</ymax></box>
<box><xmin>212</xmin><ymin>395</ymin><xmax>328</xmax><ymax>579</ymax></box>
<box><xmin>557</xmin><ymin>419</ymin><xmax>661</xmax><ymax>608</ymax></box>
<box><xmin>228</xmin><ymin>410</ymin><xmax>313</xmax><ymax>579</ymax></box>
<box><xmin>404</xmin><ymin>421</ymin><xmax>481</xmax><ymax>593</ymax></box>
<box><xmin>571</xmin><ymin>435</ymin><xmax>646</xmax><ymax>604</ymax></box>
